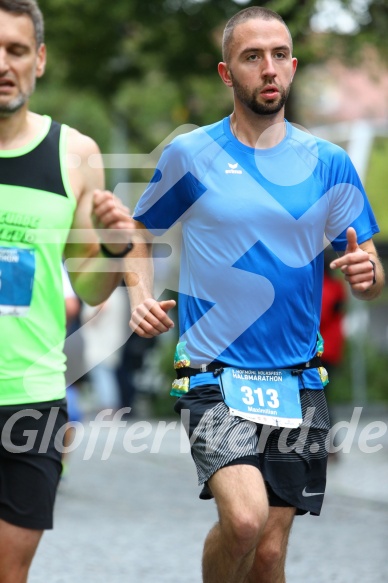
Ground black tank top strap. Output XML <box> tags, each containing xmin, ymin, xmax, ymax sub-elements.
<box><xmin>0</xmin><ymin>119</ymin><xmax>67</xmax><ymax>197</ymax></box>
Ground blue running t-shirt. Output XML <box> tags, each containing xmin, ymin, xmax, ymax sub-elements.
<box><xmin>134</xmin><ymin>118</ymin><xmax>379</xmax><ymax>389</ymax></box>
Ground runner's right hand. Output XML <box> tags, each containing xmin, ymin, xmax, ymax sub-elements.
<box><xmin>130</xmin><ymin>298</ymin><xmax>176</xmax><ymax>338</ymax></box>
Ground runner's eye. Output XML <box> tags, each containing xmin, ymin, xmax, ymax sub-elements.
<box><xmin>8</xmin><ymin>46</ymin><xmax>30</xmax><ymax>57</ymax></box>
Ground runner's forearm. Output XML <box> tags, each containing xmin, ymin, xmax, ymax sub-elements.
<box><xmin>124</xmin><ymin>241</ymin><xmax>155</xmax><ymax>309</ymax></box>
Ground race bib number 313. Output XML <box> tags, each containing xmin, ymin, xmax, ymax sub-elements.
<box><xmin>219</xmin><ymin>368</ymin><xmax>303</xmax><ymax>428</ymax></box>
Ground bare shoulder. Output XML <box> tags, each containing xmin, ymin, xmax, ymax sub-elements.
<box><xmin>65</xmin><ymin>127</ymin><xmax>104</xmax><ymax>200</ymax></box>
<box><xmin>66</xmin><ymin>126</ymin><xmax>102</xmax><ymax>160</ymax></box>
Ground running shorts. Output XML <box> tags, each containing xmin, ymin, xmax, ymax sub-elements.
<box><xmin>0</xmin><ymin>399</ymin><xmax>68</xmax><ymax>529</ymax></box>
<box><xmin>174</xmin><ymin>384</ymin><xmax>330</xmax><ymax>516</ymax></box>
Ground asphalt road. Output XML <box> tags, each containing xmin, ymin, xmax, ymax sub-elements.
<box><xmin>29</xmin><ymin>406</ymin><xmax>388</xmax><ymax>583</ymax></box>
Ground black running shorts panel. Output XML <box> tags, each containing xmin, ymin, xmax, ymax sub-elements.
<box><xmin>174</xmin><ymin>384</ymin><xmax>330</xmax><ymax>516</ymax></box>
<box><xmin>0</xmin><ymin>399</ymin><xmax>68</xmax><ymax>529</ymax></box>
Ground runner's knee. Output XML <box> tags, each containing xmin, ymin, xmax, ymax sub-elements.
<box><xmin>255</xmin><ymin>506</ymin><xmax>295</xmax><ymax>571</ymax></box>
<box><xmin>255</xmin><ymin>537</ymin><xmax>286</xmax><ymax>572</ymax></box>
<box><xmin>221</xmin><ymin>506</ymin><xmax>268</xmax><ymax>559</ymax></box>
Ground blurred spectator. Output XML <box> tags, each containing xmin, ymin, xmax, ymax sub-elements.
<box><xmin>62</xmin><ymin>264</ymin><xmax>84</xmax><ymax>423</ymax></box>
<box><xmin>115</xmin><ymin>332</ymin><xmax>157</xmax><ymax>415</ymax></box>
<box><xmin>62</xmin><ymin>264</ymin><xmax>84</xmax><ymax>476</ymax></box>
<box><xmin>81</xmin><ymin>286</ymin><xmax>130</xmax><ymax>412</ymax></box>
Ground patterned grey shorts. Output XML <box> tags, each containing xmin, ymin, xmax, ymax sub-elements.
<box><xmin>174</xmin><ymin>384</ymin><xmax>330</xmax><ymax>515</ymax></box>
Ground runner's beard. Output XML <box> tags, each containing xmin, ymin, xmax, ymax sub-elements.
<box><xmin>0</xmin><ymin>85</ymin><xmax>34</xmax><ymax>118</ymax></box>
<box><xmin>231</xmin><ymin>73</ymin><xmax>290</xmax><ymax>116</ymax></box>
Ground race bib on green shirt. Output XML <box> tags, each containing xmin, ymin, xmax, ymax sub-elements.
<box><xmin>0</xmin><ymin>247</ymin><xmax>35</xmax><ymax>316</ymax></box>
<box><xmin>219</xmin><ymin>367</ymin><xmax>303</xmax><ymax>428</ymax></box>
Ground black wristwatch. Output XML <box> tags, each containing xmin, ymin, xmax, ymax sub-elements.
<box><xmin>369</xmin><ymin>259</ymin><xmax>377</xmax><ymax>285</ymax></box>
<box><xmin>100</xmin><ymin>242</ymin><xmax>133</xmax><ymax>258</ymax></box>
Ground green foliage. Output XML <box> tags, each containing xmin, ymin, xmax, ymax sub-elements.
<box><xmin>326</xmin><ymin>339</ymin><xmax>388</xmax><ymax>405</ymax></box>
<box><xmin>343</xmin><ymin>0</ymin><xmax>388</xmax><ymax>60</ymax></box>
<box><xmin>148</xmin><ymin>335</ymin><xmax>179</xmax><ymax>419</ymax></box>
<box><xmin>306</xmin><ymin>0</ymin><xmax>388</xmax><ymax>65</ymax></box>
<box><xmin>365</xmin><ymin>138</ymin><xmax>388</xmax><ymax>241</ymax></box>
<box><xmin>36</xmin><ymin>0</ymin><xmax>319</xmax><ymax>150</ymax></box>
<box><xmin>30</xmin><ymin>83</ymin><xmax>112</xmax><ymax>151</ymax></box>
<box><xmin>34</xmin><ymin>0</ymin><xmax>387</xmax><ymax>153</ymax></box>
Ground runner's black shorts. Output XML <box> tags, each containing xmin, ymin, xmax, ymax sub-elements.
<box><xmin>0</xmin><ymin>399</ymin><xmax>68</xmax><ymax>530</ymax></box>
<box><xmin>174</xmin><ymin>384</ymin><xmax>330</xmax><ymax>516</ymax></box>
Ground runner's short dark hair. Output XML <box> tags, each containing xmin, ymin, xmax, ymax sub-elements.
<box><xmin>0</xmin><ymin>0</ymin><xmax>44</xmax><ymax>46</ymax></box>
<box><xmin>222</xmin><ymin>6</ymin><xmax>292</xmax><ymax>63</ymax></box>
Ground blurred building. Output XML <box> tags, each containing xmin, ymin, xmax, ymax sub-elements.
<box><xmin>295</xmin><ymin>47</ymin><xmax>388</xmax><ymax>126</ymax></box>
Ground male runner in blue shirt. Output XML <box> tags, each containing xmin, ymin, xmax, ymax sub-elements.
<box><xmin>126</xmin><ymin>6</ymin><xmax>384</xmax><ymax>583</ymax></box>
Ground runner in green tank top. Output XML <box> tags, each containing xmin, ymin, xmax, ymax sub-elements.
<box><xmin>0</xmin><ymin>2</ymin><xmax>135</xmax><ymax>581</ymax></box>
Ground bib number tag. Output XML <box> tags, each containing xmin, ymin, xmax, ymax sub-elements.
<box><xmin>0</xmin><ymin>247</ymin><xmax>36</xmax><ymax>317</ymax></box>
<box><xmin>219</xmin><ymin>368</ymin><xmax>302</xmax><ymax>428</ymax></box>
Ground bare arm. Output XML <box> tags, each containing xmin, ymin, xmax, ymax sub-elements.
<box><xmin>124</xmin><ymin>220</ymin><xmax>175</xmax><ymax>338</ymax></box>
<box><xmin>330</xmin><ymin>227</ymin><xmax>385</xmax><ymax>301</ymax></box>
<box><xmin>63</xmin><ymin>129</ymin><xmax>134</xmax><ymax>305</ymax></box>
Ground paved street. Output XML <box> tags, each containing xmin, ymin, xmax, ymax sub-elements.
<box><xmin>29</xmin><ymin>406</ymin><xmax>388</xmax><ymax>583</ymax></box>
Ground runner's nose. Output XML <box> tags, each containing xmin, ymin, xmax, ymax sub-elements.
<box><xmin>261</xmin><ymin>54</ymin><xmax>277</xmax><ymax>78</ymax></box>
<box><xmin>0</xmin><ymin>48</ymin><xmax>10</xmax><ymax>74</ymax></box>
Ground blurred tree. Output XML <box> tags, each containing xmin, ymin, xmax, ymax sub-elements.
<box><xmin>33</xmin><ymin>0</ymin><xmax>387</xmax><ymax>156</ymax></box>
<box><xmin>34</xmin><ymin>0</ymin><xmax>317</xmax><ymax>151</ymax></box>
<box><xmin>311</xmin><ymin>0</ymin><xmax>388</xmax><ymax>61</ymax></box>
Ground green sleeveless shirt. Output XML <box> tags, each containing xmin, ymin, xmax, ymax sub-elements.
<box><xmin>0</xmin><ymin>116</ymin><xmax>77</xmax><ymax>404</ymax></box>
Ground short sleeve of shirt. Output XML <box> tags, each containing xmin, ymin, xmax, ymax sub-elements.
<box><xmin>324</xmin><ymin>147</ymin><xmax>379</xmax><ymax>251</ymax></box>
<box><xmin>133</xmin><ymin>137</ymin><xmax>207</xmax><ymax>234</ymax></box>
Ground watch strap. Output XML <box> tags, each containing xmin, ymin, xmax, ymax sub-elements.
<box><xmin>100</xmin><ymin>241</ymin><xmax>133</xmax><ymax>258</ymax></box>
<box><xmin>369</xmin><ymin>259</ymin><xmax>377</xmax><ymax>285</ymax></box>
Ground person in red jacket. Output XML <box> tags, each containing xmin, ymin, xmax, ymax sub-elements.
<box><xmin>321</xmin><ymin>256</ymin><xmax>347</xmax><ymax>378</ymax></box>
<box><xmin>321</xmin><ymin>255</ymin><xmax>348</xmax><ymax>457</ymax></box>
